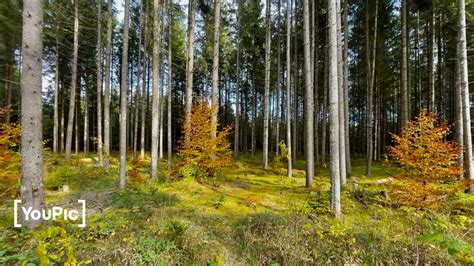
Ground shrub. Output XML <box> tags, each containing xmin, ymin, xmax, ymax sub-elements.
<box><xmin>387</xmin><ymin>110</ymin><xmax>462</xmax><ymax>208</ymax></box>
<box><xmin>0</xmin><ymin>121</ymin><xmax>21</xmax><ymax>199</ymax></box>
<box><xmin>177</xmin><ymin>100</ymin><xmax>231</xmax><ymax>181</ymax></box>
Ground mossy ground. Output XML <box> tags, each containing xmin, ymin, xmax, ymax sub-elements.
<box><xmin>0</xmin><ymin>152</ymin><xmax>473</xmax><ymax>264</ymax></box>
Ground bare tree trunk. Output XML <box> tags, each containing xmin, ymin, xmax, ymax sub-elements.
<box><xmin>343</xmin><ymin>0</ymin><xmax>351</xmax><ymax>176</ymax></box>
<box><xmin>65</xmin><ymin>0</ymin><xmax>79</xmax><ymax>160</ymax></box>
<box><xmin>75</xmin><ymin>93</ymin><xmax>79</xmax><ymax>155</ymax></box>
<box><xmin>84</xmin><ymin>89</ymin><xmax>89</xmax><ymax>155</ymax></box>
<box><xmin>321</xmin><ymin>33</ymin><xmax>328</xmax><ymax>167</ymax></box>
<box><xmin>53</xmin><ymin>23</ymin><xmax>60</xmax><ymax>153</ymax></box>
<box><xmin>286</xmin><ymin>0</ymin><xmax>293</xmax><ymax>177</ymax></box>
<box><xmin>263</xmin><ymin>0</ymin><xmax>271</xmax><ymax>169</ymax></box>
<box><xmin>313</xmin><ymin>0</ymin><xmax>320</xmax><ymax>166</ymax></box>
<box><xmin>455</xmin><ymin>50</ymin><xmax>464</xmax><ymax>179</ymax></box>
<box><xmin>96</xmin><ymin>1</ymin><xmax>103</xmax><ymax>165</ymax></box>
<box><xmin>20</xmin><ymin>0</ymin><xmax>46</xmax><ymax>230</ymax></box>
<box><xmin>458</xmin><ymin>0</ymin><xmax>474</xmax><ymax>191</ymax></box>
<box><xmin>185</xmin><ymin>0</ymin><xmax>196</xmax><ymax>121</ymax></box>
<box><xmin>328</xmin><ymin>0</ymin><xmax>341</xmax><ymax>219</ymax></box>
<box><xmin>401</xmin><ymin>0</ymin><xmax>408</xmax><ymax>128</ymax></box>
<box><xmin>151</xmin><ymin>0</ymin><xmax>162</xmax><ymax>180</ymax></box>
<box><xmin>428</xmin><ymin>5</ymin><xmax>435</xmax><ymax>113</ymax></box>
<box><xmin>4</xmin><ymin>62</ymin><xmax>11</xmax><ymax>124</ymax></box>
<box><xmin>275</xmin><ymin>0</ymin><xmax>281</xmax><ymax>158</ymax></box>
<box><xmin>234</xmin><ymin>0</ymin><xmax>241</xmax><ymax>159</ymax></box>
<box><xmin>119</xmin><ymin>0</ymin><xmax>130</xmax><ymax>188</ymax></box>
<box><xmin>104</xmin><ymin>0</ymin><xmax>112</xmax><ymax>170</ymax></box>
<box><xmin>365</xmin><ymin>0</ymin><xmax>377</xmax><ymax>176</ymax></box>
<box><xmin>211</xmin><ymin>0</ymin><xmax>221</xmax><ymax>139</ymax></box>
<box><xmin>140</xmin><ymin>0</ymin><xmax>148</xmax><ymax>161</ymax></box>
<box><xmin>336</xmin><ymin>0</ymin><xmax>346</xmax><ymax>185</ymax></box>
<box><xmin>60</xmin><ymin>83</ymin><xmax>65</xmax><ymax>152</ymax></box>
<box><xmin>168</xmin><ymin>0</ymin><xmax>173</xmax><ymax>170</ymax></box>
<box><xmin>159</xmin><ymin>65</ymin><xmax>165</xmax><ymax>160</ymax></box>
<box><xmin>303</xmin><ymin>0</ymin><xmax>314</xmax><ymax>186</ymax></box>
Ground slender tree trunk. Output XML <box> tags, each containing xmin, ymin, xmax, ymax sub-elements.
<box><xmin>151</xmin><ymin>0</ymin><xmax>162</xmax><ymax>180</ymax></box>
<box><xmin>328</xmin><ymin>0</ymin><xmax>341</xmax><ymax>219</ymax></box>
<box><xmin>65</xmin><ymin>0</ymin><xmax>79</xmax><ymax>160</ymax></box>
<box><xmin>159</xmin><ymin>63</ymin><xmax>165</xmax><ymax>160</ymax></box>
<box><xmin>60</xmin><ymin>82</ymin><xmax>65</xmax><ymax>152</ymax></box>
<box><xmin>119</xmin><ymin>0</ymin><xmax>130</xmax><ymax>188</ymax></box>
<box><xmin>104</xmin><ymin>0</ymin><xmax>112</xmax><ymax>169</ymax></box>
<box><xmin>234</xmin><ymin>0</ymin><xmax>241</xmax><ymax>159</ymax></box>
<box><xmin>286</xmin><ymin>0</ymin><xmax>293</xmax><ymax>177</ymax></box>
<box><xmin>211</xmin><ymin>0</ymin><xmax>221</xmax><ymax>139</ymax></box>
<box><xmin>455</xmin><ymin>51</ymin><xmax>464</xmax><ymax>179</ymax></box>
<box><xmin>321</xmin><ymin>33</ymin><xmax>328</xmax><ymax>167</ymax></box>
<box><xmin>263</xmin><ymin>0</ymin><xmax>271</xmax><ymax>169</ymax></box>
<box><xmin>140</xmin><ymin>0</ymin><xmax>148</xmax><ymax>161</ymax></box>
<box><xmin>313</xmin><ymin>0</ymin><xmax>320</xmax><ymax>167</ymax></box>
<box><xmin>343</xmin><ymin>0</ymin><xmax>351</xmax><ymax>176</ymax></box>
<box><xmin>337</xmin><ymin>0</ymin><xmax>346</xmax><ymax>185</ymax></box>
<box><xmin>83</xmin><ymin>89</ymin><xmax>89</xmax><ymax>155</ymax></box>
<box><xmin>75</xmin><ymin>93</ymin><xmax>79</xmax><ymax>155</ymax></box>
<box><xmin>53</xmin><ymin>23</ymin><xmax>60</xmax><ymax>153</ymax></box>
<box><xmin>185</xmin><ymin>0</ymin><xmax>196</xmax><ymax>122</ymax></box>
<box><xmin>168</xmin><ymin>0</ymin><xmax>173</xmax><ymax>170</ymax></box>
<box><xmin>401</xmin><ymin>0</ymin><xmax>409</xmax><ymax>128</ymax></box>
<box><xmin>20</xmin><ymin>0</ymin><xmax>46</xmax><ymax>230</ymax></box>
<box><xmin>458</xmin><ymin>0</ymin><xmax>474</xmax><ymax>191</ymax></box>
<box><xmin>96</xmin><ymin>1</ymin><xmax>103</xmax><ymax>165</ymax></box>
<box><xmin>428</xmin><ymin>5</ymin><xmax>435</xmax><ymax>113</ymax></box>
<box><xmin>4</xmin><ymin>62</ymin><xmax>11</xmax><ymax>124</ymax></box>
<box><xmin>303</xmin><ymin>0</ymin><xmax>314</xmax><ymax>186</ymax></box>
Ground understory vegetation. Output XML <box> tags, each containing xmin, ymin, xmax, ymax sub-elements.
<box><xmin>1</xmin><ymin>153</ymin><xmax>472</xmax><ymax>264</ymax></box>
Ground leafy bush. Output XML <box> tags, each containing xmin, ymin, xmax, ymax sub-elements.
<box><xmin>387</xmin><ymin>110</ymin><xmax>462</xmax><ymax>208</ymax></box>
<box><xmin>177</xmin><ymin>100</ymin><xmax>231</xmax><ymax>181</ymax></box>
<box><xmin>0</xmin><ymin>121</ymin><xmax>21</xmax><ymax>199</ymax></box>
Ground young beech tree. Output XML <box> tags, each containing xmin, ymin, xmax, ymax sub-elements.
<box><xmin>20</xmin><ymin>0</ymin><xmax>45</xmax><ymax>230</ymax></box>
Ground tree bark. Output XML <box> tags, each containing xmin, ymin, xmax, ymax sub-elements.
<box><xmin>65</xmin><ymin>0</ymin><xmax>79</xmax><ymax>160</ymax></box>
<box><xmin>168</xmin><ymin>0</ymin><xmax>173</xmax><ymax>171</ymax></box>
<box><xmin>234</xmin><ymin>0</ymin><xmax>241</xmax><ymax>159</ymax></box>
<box><xmin>211</xmin><ymin>0</ymin><xmax>221</xmax><ymax>139</ymax></box>
<box><xmin>286</xmin><ymin>0</ymin><xmax>293</xmax><ymax>177</ymax></box>
<box><xmin>428</xmin><ymin>5</ymin><xmax>435</xmax><ymax>113</ymax></box>
<box><xmin>53</xmin><ymin>22</ymin><xmax>60</xmax><ymax>153</ymax></box>
<box><xmin>328</xmin><ymin>0</ymin><xmax>341</xmax><ymax>219</ymax></box>
<box><xmin>263</xmin><ymin>0</ymin><xmax>271</xmax><ymax>169</ymax></box>
<box><xmin>119</xmin><ymin>0</ymin><xmax>130</xmax><ymax>188</ymax></box>
<box><xmin>20</xmin><ymin>0</ymin><xmax>46</xmax><ymax>230</ymax></box>
<box><xmin>343</xmin><ymin>0</ymin><xmax>351</xmax><ymax>176</ymax></box>
<box><xmin>185</xmin><ymin>0</ymin><xmax>196</xmax><ymax>122</ymax></box>
<box><xmin>275</xmin><ymin>0</ymin><xmax>281</xmax><ymax>158</ymax></box>
<box><xmin>140</xmin><ymin>0</ymin><xmax>148</xmax><ymax>161</ymax></box>
<box><xmin>151</xmin><ymin>0</ymin><xmax>162</xmax><ymax>180</ymax></box>
<box><xmin>337</xmin><ymin>0</ymin><xmax>346</xmax><ymax>185</ymax></box>
<box><xmin>103</xmin><ymin>0</ymin><xmax>112</xmax><ymax>170</ymax></box>
<box><xmin>401</xmin><ymin>0</ymin><xmax>408</xmax><ymax>128</ymax></box>
<box><xmin>458</xmin><ymin>0</ymin><xmax>474</xmax><ymax>191</ymax></box>
<box><xmin>96</xmin><ymin>1</ymin><xmax>103</xmax><ymax>165</ymax></box>
<box><xmin>303</xmin><ymin>0</ymin><xmax>314</xmax><ymax>186</ymax></box>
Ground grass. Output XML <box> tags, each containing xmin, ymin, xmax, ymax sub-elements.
<box><xmin>0</xmin><ymin>151</ymin><xmax>473</xmax><ymax>264</ymax></box>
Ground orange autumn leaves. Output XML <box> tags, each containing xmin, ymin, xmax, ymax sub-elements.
<box><xmin>178</xmin><ymin>100</ymin><xmax>231</xmax><ymax>180</ymax></box>
<box><xmin>387</xmin><ymin>110</ymin><xmax>463</xmax><ymax>208</ymax></box>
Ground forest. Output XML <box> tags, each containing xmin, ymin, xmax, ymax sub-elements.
<box><xmin>0</xmin><ymin>0</ymin><xmax>473</xmax><ymax>264</ymax></box>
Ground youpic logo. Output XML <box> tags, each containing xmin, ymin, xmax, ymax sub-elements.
<box><xmin>13</xmin><ymin>200</ymin><xmax>86</xmax><ymax>228</ymax></box>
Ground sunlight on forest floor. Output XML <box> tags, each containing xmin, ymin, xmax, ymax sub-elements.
<box><xmin>0</xmin><ymin>153</ymin><xmax>473</xmax><ymax>264</ymax></box>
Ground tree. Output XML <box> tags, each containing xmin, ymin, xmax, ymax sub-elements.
<box><xmin>104</xmin><ymin>0</ymin><xmax>112</xmax><ymax>170</ymax></box>
<box><xmin>400</xmin><ymin>0</ymin><xmax>408</xmax><ymax>128</ymax></box>
<box><xmin>337</xmin><ymin>0</ymin><xmax>346</xmax><ymax>185</ymax></box>
<box><xmin>457</xmin><ymin>0</ymin><xmax>473</xmax><ymax>192</ymax></box>
<box><xmin>20</xmin><ymin>0</ymin><xmax>45</xmax><ymax>230</ymax></box>
<box><xmin>119</xmin><ymin>0</ymin><xmax>130</xmax><ymax>189</ymax></box>
<box><xmin>185</xmin><ymin>0</ymin><xmax>196</xmax><ymax>122</ymax></box>
<box><xmin>65</xmin><ymin>0</ymin><xmax>80</xmax><ymax>161</ymax></box>
<box><xmin>168</xmin><ymin>0</ymin><xmax>173</xmax><ymax>171</ymax></box>
<box><xmin>140</xmin><ymin>0</ymin><xmax>148</xmax><ymax>161</ymax></box>
<box><xmin>151</xmin><ymin>0</ymin><xmax>162</xmax><ymax>180</ymax></box>
<box><xmin>285</xmin><ymin>0</ymin><xmax>293</xmax><ymax>178</ymax></box>
<box><xmin>263</xmin><ymin>0</ymin><xmax>271</xmax><ymax>169</ymax></box>
<box><xmin>343</xmin><ymin>0</ymin><xmax>351</xmax><ymax>176</ymax></box>
<box><xmin>234</xmin><ymin>0</ymin><xmax>241</xmax><ymax>159</ymax></box>
<box><xmin>328</xmin><ymin>0</ymin><xmax>341</xmax><ymax>218</ymax></box>
<box><xmin>96</xmin><ymin>0</ymin><xmax>103</xmax><ymax>166</ymax></box>
<box><xmin>211</xmin><ymin>0</ymin><xmax>221</xmax><ymax>140</ymax></box>
<box><xmin>303</xmin><ymin>0</ymin><xmax>314</xmax><ymax>186</ymax></box>
<box><xmin>53</xmin><ymin>17</ymin><xmax>60</xmax><ymax>153</ymax></box>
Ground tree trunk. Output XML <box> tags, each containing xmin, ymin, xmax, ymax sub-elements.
<box><xmin>65</xmin><ymin>0</ymin><xmax>79</xmax><ymax>160</ymax></box>
<box><xmin>20</xmin><ymin>0</ymin><xmax>46</xmax><ymax>230</ymax></box>
<box><xmin>151</xmin><ymin>0</ymin><xmax>162</xmax><ymax>180</ymax></box>
<box><xmin>286</xmin><ymin>0</ymin><xmax>293</xmax><ymax>177</ymax></box>
<box><xmin>211</xmin><ymin>0</ymin><xmax>221</xmax><ymax>139</ymax></box>
<box><xmin>263</xmin><ymin>0</ymin><xmax>271</xmax><ymax>169</ymax></box>
<box><xmin>428</xmin><ymin>5</ymin><xmax>435</xmax><ymax>113</ymax></box>
<box><xmin>167</xmin><ymin>0</ymin><xmax>173</xmax><ymax>171</ymax></box>
<box><xmin>96</xmin><ymin>1</ymin><xmax>103</xmax><ymax>165</ymax></box>
<box><xmin>53</xmin><ymin>23</ymin><xmax>60</xmax><ymax>153</ymax></box>
<box><xmin>303</xmin><ymin>0</ymin><xmax>314</xmax><ymax>186</ymax></box>
<box><xmin>313</xmin><ymin>0</ymin><xmax>320</xmax><ymax>167</ymax></box>
<box><xmin>119</xmin><ymin>0</ymin><xmax>130</xmax><ymax>188</ymax></box>
<box><xmin>458</xmin><ymin>0</ymin><xmax>474</xmax><ymax>191</ymax></box>
<box><xmin>185</xmin><ymin>0</ymin><xmax>196</xmax><ymax>122</ymax></box>
<box><xmin>83</xmin><ymin>89</ymin><xmax>89</xmax><ymax>155</ymax></box>
<box><xmin>275</xmin><ymin>0</ymin><xmax>281</xmax><ymax>158</ymax></box>
<box><xmin>104</xmin><ymin>0</ymin><xmax>112</xmax><ymax>170</ymax></box>
<box><xmin>401</xmin><ymin>0</ymin><xmax>408</xmax><ymax>128</ymax></box>
<box><xmin>321</xmin><ymin>32</ymin><xmax>328</xmax><ymax>167</ymax></box>
<box><xmin>140</xmin><ymin>0</ymin><xmax>148</xmax><ymax>161</ymax></box>
<box><xmin>234</xmin><ymin>0</ymin><xmax>241</xmax><ymax>159</ymax></box>
<box><xmin>328</xmin><ymin>0</ymin><xmax>341</xmax><ymax>219</ymax></box>
<box><xmin>337</xmin><ymin>0</ymin><xmax>346</xmax><ymax>186</ymax></box>
<box><xmin>343</xmin><ymin>0</ymin><xmax>351</xmax><ymax>176</ymax></box>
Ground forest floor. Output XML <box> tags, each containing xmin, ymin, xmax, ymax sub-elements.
<box><xmin>0</xmin><ymin>152</ymin><xmax>473</xmax><ymax>265</ymax></box>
